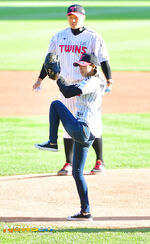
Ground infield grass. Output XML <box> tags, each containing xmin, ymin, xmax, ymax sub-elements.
<box><xmin>0</xmin><ymin>1</ymin><xmax>150</xmax><ymax>71</ymax></box>
<box><xmin>0</xmin><ymin>113</ymin><xmax>149</xmax><ymax>176</ymax></box>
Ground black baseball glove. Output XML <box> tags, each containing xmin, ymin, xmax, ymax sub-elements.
<box><xmin>44</xmin><ymin>53</ymin><xmax>61</xmax><ymax>80</ymax></box>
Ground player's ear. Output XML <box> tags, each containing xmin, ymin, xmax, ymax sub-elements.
<box><xmin>91</xmin><ymin>64</ymin><xmax>97</xmax><ymax>75</ymax></box>
<box><xmin>91</xmin><ymin>64</ymin><xmax>96</xmax><ymax>69</ymax></box>
<box><xmin>80</xmin><ymin>14</ymin><xmax>85</xmax><ymax>21</ymax></box>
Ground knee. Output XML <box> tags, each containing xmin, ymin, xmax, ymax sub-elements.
<box><xmin>50</xmin><ymin>100</ymin><xmax>63</xmax><ymax>111</ymax></box>
<box><xmin>51</xmin><ymin>100</ymin><xmax>60</xmax><ymax>107</ymax></box>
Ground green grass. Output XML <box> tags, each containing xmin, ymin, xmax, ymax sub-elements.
<box><xmin>0</xmin><ymin>225</ymin><xmax>150</xmax><ymax>244</ymax></box>
<box><xmin>0</xmin><ymin>113</ymin><xmax>149</xmax><ymax>176</ymax></box>
<box><xmin>0</xmin><ymin>1</ymin><xmax>150</xmax><ymax>71</ymax></box>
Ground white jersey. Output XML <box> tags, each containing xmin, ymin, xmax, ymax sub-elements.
<box><xmin>47</xmin><ymin>27</ymin><xmax>109</xmax><ymax>138</ymax></box>
<box><xmin>75</xmin><ymin>71</ymin><xmax>106</xmax><ymax>137</ymax></box>
<box><xmin>47</xmin><ymin>27</ymin><xmax>109</xmax><ymax>83</ymax></box>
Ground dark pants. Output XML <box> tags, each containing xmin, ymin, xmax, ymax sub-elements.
<box><xmin>49</xmin><ymin>100</ymin><xmax>95</xmax><ymax>213</ymax></box>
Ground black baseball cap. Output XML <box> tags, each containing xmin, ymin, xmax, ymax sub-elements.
<box><xmin>67</xmin><ymin>4</ymin><xmax>85</xmax><ymax>17</ymax></box>
<box><xmin>73</xmin><ymin>53</ymin><xmax>98</xmax><ymax>67</ymax></box>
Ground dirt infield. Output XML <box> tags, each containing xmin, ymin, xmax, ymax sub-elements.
<box><xmin>0</xmin><ymin>71</ymin><xmax>150</xmax><ymax>116</ymax></box>
<box><xmin>0</xmin><ymin>71</ymin><xmax>150</xmax><ymax>228</ymax></box>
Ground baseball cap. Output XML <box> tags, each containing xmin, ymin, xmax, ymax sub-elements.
<box><xmin>73</xmin><ymin>53</ymin><xmax>98</xmax><ymax>67</ymax></box>
<box><xmin>67</xmin><ymin>4</ymin><xmax>85</xmax><ymax>17</ymax></box>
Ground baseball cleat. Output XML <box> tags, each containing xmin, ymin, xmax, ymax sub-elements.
<box><xmin>67</xmin><ymin>211</ymin><xmax>93</xmax><ymax>221</ymax></box>
<box><xmin>57</xmin><ymin>162</ymin><xmax>72</xmax><ymax>176</ymax></box>
<box><xmin>90</xmin><ymin>160</ymin><xmax>105</xmax><ymax>175</ymax></box>
<box><xmin>34</xmin><ymin>140</ymin><xmax>58</xmax><ymax>152</ymax></box>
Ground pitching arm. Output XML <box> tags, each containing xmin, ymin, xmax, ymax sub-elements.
<box><xmin>57</xmin><ymin>77</ymin><xmax>82</xmax><ymax>98</ymax></box>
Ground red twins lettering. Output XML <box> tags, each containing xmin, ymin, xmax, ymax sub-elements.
<box><xmin>59</xmin><ymin>45</ymin><xmax>64</xmax><ymax>52</ymax></box>
<box><xmin>65</xmin><ymin>45</ymin><xmax>72</xmax><ymax>52</ymax></box>
<box><xmin>75</xmin><ymin>45</ymin><xmax>81</xmax><ymax>53</ymax></box>
<box><xmin>59</xmin><ymin>45</ymin><xmax>87</xmax><ymax>54</ymax></box>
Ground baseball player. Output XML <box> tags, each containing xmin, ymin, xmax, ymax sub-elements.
<box><xmin>33</xmin><ymin>4</ymin><xmax>113</xmax><ymax>176</ymax></box>
<box><xmin>35</xmin><ymin>53</ymin><xmax>106</xmax><ymax>220</ymax></box>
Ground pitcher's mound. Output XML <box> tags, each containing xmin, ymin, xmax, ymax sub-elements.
<box><xmin>0</xmin><ymin>169</ymin><xmax>150</xmax><ymax>228</ymax></box>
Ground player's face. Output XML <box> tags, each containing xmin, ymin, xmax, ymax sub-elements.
<box><xmin>67</xmin><ymin>14</ymin><xmax>85</xmax><ymax>29</ymax></box>
<box><xmin>79</xmin><ymin>65</ymin><xmax>95</xmax><ymax>77</ymax></box>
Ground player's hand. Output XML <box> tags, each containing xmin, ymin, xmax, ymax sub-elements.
<box><xmin>105</xmin><ymin>79</ymin><xmax>113</xmax><ymax>92</ymax></box>
<box><xmin>32</xmin><ymin>79</ymin><xmax>42</xmax><ymax>91</ymax></box>
<box><xmin>105</xmin><ymin>83</ymin><xmax>112</xmax><ymax>92</ymax></box>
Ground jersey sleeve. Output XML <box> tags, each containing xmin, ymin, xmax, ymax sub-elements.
<box><xmin>94</xmin><ymin>34</ymin><xmax>110</xmax><ymax>64</ymax></box>
<box><xmin>47</xmin><ymin>34</ymin><xmax>57</xmax><ymax>54</ymax></box>
<box><xmin>57</xmin><ymin>77</ymin><xmax>82</xmax><ymax>98</ymax></box>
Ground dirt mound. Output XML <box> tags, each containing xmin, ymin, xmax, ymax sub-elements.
<box><xmin>0</xmin><ymin>169</ymin><xmax>150</xmax><ymax>228</ymax></box>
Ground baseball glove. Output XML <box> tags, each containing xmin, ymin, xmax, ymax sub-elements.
<box><xmin>44</xmin><ymin>53</ymin><xmax>61</xmax><ymax>80</ymax></box>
